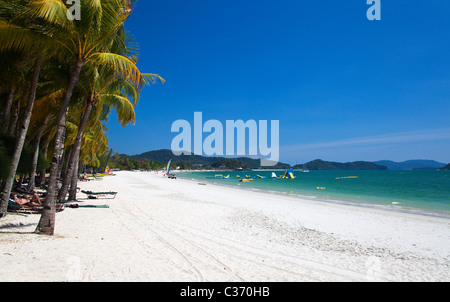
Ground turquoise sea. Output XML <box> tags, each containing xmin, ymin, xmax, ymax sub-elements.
<box><xmin>177</xmin><ymin>170</ymin><xmax>450</xmax><ymax>217</ymax></box>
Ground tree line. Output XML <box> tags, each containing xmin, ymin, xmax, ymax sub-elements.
<box><xmin>0</xmin><ymin>0</ymin><xmax>163</xmax><ymax>235</ymax></box>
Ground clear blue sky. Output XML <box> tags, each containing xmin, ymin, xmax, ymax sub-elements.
<box><xmin>106</xmin><ymin>0</ymin><xmax>450</xmax><ymax>164</ymax></box>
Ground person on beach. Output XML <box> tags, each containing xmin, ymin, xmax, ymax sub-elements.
<box><xmin>10</xmin><ymin>193</ymin><xmax>42</xmax><ymax>207</ymax></box>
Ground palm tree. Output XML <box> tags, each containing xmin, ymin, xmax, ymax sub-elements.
<box><xmin>30</xmin><ymin>0</ymin><xmax>145</xmax><ymax>235</ymax></box>
<box><xmin>0</xmin><ymin>57</ymin><xmax>43</xmax><ymax>217</ymax></box>
<box><xmin>0</xmin><ymin>1</ymin><xmax>162</xmax><ymax>232</ymax></box>
<box><xmin>0</xmin><ymin>0</ymin><xmax>60</xmax><ymax>217</ymax></box>
<box><xmin>58</xmin><ymin>63</ymin><xmax>164</xmax><ymax>201</ymax></box>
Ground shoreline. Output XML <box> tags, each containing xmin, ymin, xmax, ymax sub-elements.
<box><xmin>175</xmin><ymin>171</ymin><xmax>450</xmax><ymax>220</ymax></box>
<box><xmin>1</xmin><ymin>170</ymin><xmax>449</xmax><ymax>282</ymax></box>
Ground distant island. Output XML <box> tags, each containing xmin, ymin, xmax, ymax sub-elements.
<box><xmin>108</xmin><ymin>149</ymin><xmax>383</xmax><ymax>171</ymax></box>
<box><xmin>128</xmin><ymin>149</ymin><xmax>291</xmax><ymax>170</ymax></box>
<box><xmin>373</xmin><ymin>160</ymin><xmax>446</xmax><ymax>171</ymax></box>
<box><xmin>294</xmin><ymin>159</ymin><xmax>387</xmax><ymax>171</ymax></box>
<box><xmin>106</xmin><ymin>149</ymin><xmax>447</xmax><ymax>171</ymax></box>
<box><xmin>439</xmin><ymin>163</ymin><xmax>450</xmax><ymax>170</ymax></box>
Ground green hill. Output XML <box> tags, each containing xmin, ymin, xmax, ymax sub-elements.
<box><xmin>131</xmin><ymin>149</ymin><xmax>217</xmax><ymax>166</ymax></box>
<box><xmin>294</xmin><ymin>159</ymin><xmax>387</xmax><ymax>170</ymax></box>
<box><xmin>130</xmin><ymin>149</ymin><xmax>291</xmax><ymax>170</ymax></box>
<box><xmin>117</xmin><ymin>150</ymin><xmax>445</xmax><ymax>171</ymax></box>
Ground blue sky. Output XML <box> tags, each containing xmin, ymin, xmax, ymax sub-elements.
<box><xmin>106</xmin><ymin>0</ymin><xmax>450</xmax><ymax>164</ymax></box>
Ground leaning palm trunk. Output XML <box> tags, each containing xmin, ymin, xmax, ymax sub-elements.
<box><xmin>61</xmin><ymin>145</ymin><xmax>73</xmax><ymax>181</ymax></box>
<box><xmin>58</xmin><ymin>98</ymin><xmax>94</xmax><ymax>201</ymax></box>
<box><xmin>27</xmin><ymin>115</ymin><xmax>50</xmax><ymax>192</ymax></box>
<box><xmin>35</xmin><ymin>59</ymin><xmax>84</xmax><ymax>234</ymax></box>
<box><xmin>0</xmin><ymin>57</ymin><xmax>42</xmax><ymax>218</ymax></box>
<box><xmin>1</xmin><ymin>88</ymin><xmax>15</xmax><ymax>134</ymax></box>
<box><xmin>39</xmin><ymin>141</ymin><xmax>49</xmax><ymax>186</ymax></box>
<box><xmin>67</xmin><ymin>160</ymin><xmax>80</xmax><ymax>201</ymax></box>
<box><xmin>7</xmin><ymin>100</ymin><xmax>19</xmax><ymax>136</ymax></box>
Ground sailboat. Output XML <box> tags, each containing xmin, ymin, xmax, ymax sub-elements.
<box><xmin>166</xmin><ymin>160</ymin><xmax>176</xmax><ymax>179</ymax></box>
<box><xmin>302</xmin><ymin>164</ymin><xmax>310</xmax><ymax>173</ymax></box>
<box><xmin>100</xmin><ymin>166</ymin><xmax>115</xmax><ymax>176</ymax></box>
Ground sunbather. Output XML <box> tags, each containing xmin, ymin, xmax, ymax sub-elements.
<box><xmin>10</xmin><ymin>193</ymin><xmax>42</xmax><ymax>207</ymax></box>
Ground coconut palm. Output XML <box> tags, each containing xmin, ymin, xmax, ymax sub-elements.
<box><xmin>0</xmin><ymin>57</ymin><xmax>43</xmax><ymax>217</ymax></box>
<box><xmin>28</xmin><ymin>0</ymin><xmax>145</xmax><ymax>235</ymax></box>
<box><xmin>0</xmin><ymin>1</ymin><xmax>162</xmax><ymax>233</ymax></box>
<box><xmin>59</xmin><ymin>64</ymin><xmax>164</xmax><ymax>201</ymax></box>
<box><xmin>0</xmin><ymin>0</ymin><xmax>61</xmax><ymax>217</ymax></box>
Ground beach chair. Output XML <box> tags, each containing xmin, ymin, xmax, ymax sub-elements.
<box><xmin>8</xmin><ymin>199</ymin><xmax>43</xmax><ymax>214</ymax></box>
<box><xmin>81</xmin><ymin>190</ymin><xmax>118</xmax><ymax>199</ymax></box>
<box><xmin>8</xmin><ymin>199</ymin><xmax>65</xmax><ymax>214</ymax></box>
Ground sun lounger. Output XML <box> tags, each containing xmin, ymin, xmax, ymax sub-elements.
<box><xmin>81</xmin><ymin>190</ymin><xmax>118</xmax><ymax>199</ymax></box>
<box><xmin>8</xmin><ymin>199</ymin><xmax>43</xmax><ymax>214</ymax></box>
<box><xmin>68</xmin><ymin>204</ymin><xmax>110</xmax><ymax>209</ymax></box>
<box><xmin>8</xmin><ymin>199</ymin><xmax>64</xmax><ymax>214</ymax></box>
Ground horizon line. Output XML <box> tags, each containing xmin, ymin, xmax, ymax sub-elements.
<box><xmin>120</xmin><ymin>148</ymin><xmax>448</xmax><ymax>165</ymax></box>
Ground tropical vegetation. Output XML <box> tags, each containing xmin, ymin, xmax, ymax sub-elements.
<box><xmin>0</xmin><ymin>0</ymin><xmax>163</xmax><ymax>235</ymax></box>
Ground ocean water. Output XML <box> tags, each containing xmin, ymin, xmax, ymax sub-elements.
<box><xmin>177</xmin><ymin>170</ymin><xmax>450</xmax><ymax>217</ymax></box>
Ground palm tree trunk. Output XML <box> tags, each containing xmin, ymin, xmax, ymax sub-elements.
<box><xmin>58</xmin><ymin>98</ymin><xmax>94</xmax><ymax>201</ymax></box>
<box><xmin>39</xmin><ymin>141</ymin><xmax>49</xmax><ymax>186</ymax></box>
<box><xmin>35</xmin><ymin>58</ymin><xmax>84</xmax><ymax>234</ymax></box>
<box><xmin>1</xmin><ymin>88</ymin><xmax>15</xmax><ymax>134</ymax></box>
<box><xmin>7</xmin><ymin>100</ymin><xmax>19</xmax><ymax>137</ymax></box>
<box><xmin>0</xmin><ymin>57</ymin><xmax>43</xmax><ymax>218</ymax></box>
<box><xmin>27</xmin><ymin>115</ymin><xmax>50</xmax><ymax>192</ymax></box>
<box><xmin>68</xmin><ymin>161</ymin><xmax>80</xmax><ymax>201</ymax></box>
<box><xmin>61</xmin><ymin>145</ymin><xmax>72</xmax><ymax>182</ymax></box>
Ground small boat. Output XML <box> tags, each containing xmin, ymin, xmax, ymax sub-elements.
<box><xmin>239</xmin><ymin>179</ymin><xmax>253</xmax><ymax>182</ymax></box>
<box><xmin>206</xmin><ymin>174</ymin><xmax>230</xmax><ymax>179</ymax></box>
<box><xmin>336</xmin><ymin>176</ymin><xmax>359</xmax><ymax>179</ymax></box>
<box><xmin>316</xmin><ymin>187</ymin><xmax>326</xmax><ymax>190</ymax></box>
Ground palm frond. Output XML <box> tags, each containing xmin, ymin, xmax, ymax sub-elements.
<box><xmin>20</xmin><ymin>0</ymin><xmax>75</xmax><ymax>31</ymax></box>
<box><xmin>89</xmin><ymin>52</ymin><xmax>143</xmax><ymax>88</ymax></box>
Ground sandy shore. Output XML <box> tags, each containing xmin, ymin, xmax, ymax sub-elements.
<box><xmin>0</xmin><ymin>171</ymin><xmax>449</xmax><ymax>282</ymax></box>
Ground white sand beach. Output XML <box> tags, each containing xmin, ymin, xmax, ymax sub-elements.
<box><xmin>0</xmin><ymin>171</ymin><xmax>449</xmax><ymax>282</ymax></box>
